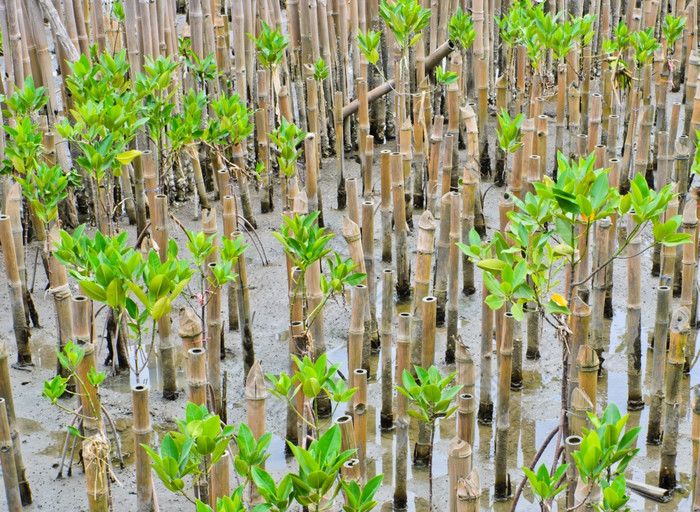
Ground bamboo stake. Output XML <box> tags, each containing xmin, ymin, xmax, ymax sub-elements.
<box><xmin>335</xmin><ymin>91</ymin><xmax>346</xmax><ymax>210</ymax></box>
<box><xmin>353</xmin><ymin>368</ymin><xmax>367</xmax><ymax>469</ymax></box>
<box><xmin>0</xmin><ymin>398</ymin><xmax>20</xmax><ymax>512</ymax></box>
<box><xmin>577</xmin><ymin>345</ymin><xmax>599</xmax><ymax>415</ymax></box>
<box><xmin>286</xmin><ymin>319</ymin><xmax>302</xmax><ymax>448</ymax></box>
<box><xmin>457</xmin><ymin>391</ymin><xmax>476</xmax><ymax>451</ymax></box>
<box><xmin>449</xmin><ymin>439</ymin><xmax>473</xmax><ymax>512</ymax></box>
<box><xmin>132</xmin><ymin>385</ymin><xmax>153</xmax><ymax>512</ymax></box>
<box><xmin>380</xmin><ymin>149</ymin><xmax>392</xmax><ymax>263</ymax></box>
<box><xmin>570</xmin><ymin>387</ymin><xmax>593</xmax><ymax>438</ymax></box>
<box><xmin>392</xmin><ymin>152</ymin><xmax>410</xmax><ymax>298</ymax></box>
<box><xmin>692</xmin><ymin>385</ymin><xmax>700</xmax><ymax>502</ymax></box>
<box><xmin>179</xmin><ymin>307</ymin><xmax>202</xmax><ymax>351</ymax></box>
<box><xmin>681</xmin><ymin>199</ymin><xmax>698</xmax><ymax>367</ymax></box>
<box><xmin>222</xmin><ymin>196</ymin><xmax>239</xmax><ymax>332</ymax></box>
<box><xmin>232</xmin><ymin>231</ymin><xmax>255</xmax><ymax>382</ymax></box>
<box><xmin>434</xmin><ymin>193</ymin><xmax>451</xmax><ymax>326</ymax></box>
<box><xmin>421</xmin><ymin>296</ymin><xmax>437</xmax><ymax>369</ymax></box>
<box><xmin>647</xmin><ymin>284</ymin><xmax>671</xmax><ymax>445</ymax></box>
<box><xmin>73</xmin><ymin>296</ymin><xmax>99</xmax><ymax>434</ymax></box>
<box><xmin>380</xmin><ymin>269</ymin><xmax>394</xmax><ymax>430</ymax></box>
<box><xmin>568</xmin><ymin>297</ymin><xmax>591</xmax><ymax>411</ymax></box>
<box><xmin>0</xmin><ymin>342</ymin><xmax>30</xmax><ymax>505</ymax></box>
<box><xmin>626</xmin><ymin>213</ymin><xmax>643</xmax><ymax>409</ymax></box>
<box><xmin>83</xmin><ymin>435</ymin><xmax>109</xmax><ymax>512</ymax></box>
<box><xmin>348</xmin><ymin>284</ymin><xmax>366</xmax><ymax>383</ymax></box>
<box><xmin>187</xmin><ymin>347</ymin><xmax>207</xmax><ymax>406</ymax></box>
<box><xmin>346</xmin><ymin>178</ymin><xmax>360</xmax><ymax>227</ymax></box>
<box><xmin>447</xmin><ymin>192</ymin><xmax>461</xmax><ymax>360</ymax></box>
<box><xmin>478</xmin><ymin>276</ymin><xmax>494</xmax><ymax>425</ymax></box>
<box><xmin>461</xmin><ymin>171</ymin><xmax>476</xmax><ymax>296</ymax></box>
<box><xmin>362</xmin><ymin>200</ymin><xmax>377</xmax><ymax>350</ymax></box>
<box><xmin>659</xmin><ymin>306</ymin><xmax>690</xmax><ymax>489</ymax></box>
<box><xmin>456</xmin><ymin>470</ymin><xmax>481</xmax><ymax>512</ymax></box>
<box><xmin>0</xmin><ymin>216</ymin><xmax>31</xmax><ymax>365</ymax></box>
<box><xmin>591</xmin><ymin>218</ymin><xmax>611</xmax><ymax>356</ymax></box>
<box><xmin>410</xmin><ymin>211</ymin><xmax>437</xmax><ymax>372</ymax></box>
<box><xmin>495</xmin><ymin>311</ymin><xmax>514</xmax><ymax>500</ymax></box>
<box><xmin>394</xmin><ymin>312</ymin><xmax>411</xmax><ymax>510</ymax></box>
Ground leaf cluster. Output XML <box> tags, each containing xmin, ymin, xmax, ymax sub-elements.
<box><xmin>396</xmin><ymin>366</ymin><xmax>462</xmax><ymax>424</ymax></box>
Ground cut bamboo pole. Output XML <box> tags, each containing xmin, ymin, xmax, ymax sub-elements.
<box><xmin>205</xmin><ymin>261</ymin><xmax>223</xmax><ymax>414</ymax></box>
<box><xmin>434</xmin><ymin>193</ymin><xmax>451</xmax><ymax>326</ymax></box>
<box><xmin>394</xmin><ymin>312</ymin><xmax>411</xmax><ymax>510</ymax></box>
<box><xmin>421</xmin><ymin>296</ymin><xmax>437</xmax><ymax>369</ymax></box>
<box><xmin>0</xmin><ymin>398</ymin><xmax>20</xmax><ymax>512</ymax></box>
<box><xmin>457</xmin><ymin>392</ymin><xmax>476</xmax><ymax>450</ymax></box>
<box><xmin>591</xmin><ymin>217</ymin><xmax>611</xmax><ymax>357</ymax></box>
<box><xmin>380</xmin><ymin>269</ymin><xmax>394</xmax><ymax>430</ymax></box>
<box><xmin>392</xmin><ymin>152</ymin><xmax>410</xmax><ymax>298</ymax></box>
<box><xmin>286</xmin><ymin>318</ymin><xmax>303</xmax><ymax>448</ymax></box>
<box><xmin>626</xmin><ymin>213</ymin><xmax>643</xmax><ymax>409</ymax></box>
<box><xmin>494</xmin><ymin>311</ymin><xmax>514</xmax><ymax>500</ymax></box>
<box><xmin>647</xmin><ymin>284</ymin><xmax>671</xmax><ymax>445</ymax></box>
<box><xmin>0</xmin><ymin>215</ymin><xmax>31</xmax><ymax>366</ymax></box>
<box><xmin>0</xmin><ymin>342</ymin><xmax>30</xmax><ymax>505</ymax></box>
<box><xmin>681</xmin><ymin>199</ymin><xmax>698</xmax><ymax>367</ymax></box>
<box><xmin>570</xmin><ymin>387</ymin><xmax>593</xmax><ymax>438</ymax></box>
<box><xmin>179</xmin><ymin>307</ymin><xmax>202</xmax><ymax>351</ymax></box>
<box><xmin>659</xmin><ymin>306</ymin><xmax>690</xmax><ymax>489</ymax></box>
<box><xmin>346</xmin><ymin>177</ymin><xmax>360</xmax><ymax>227</ymax></box>
<box><xmin>456</xmin><ymin>470</ymin><xmax>481</xmax><ymax>512</ymax></box>
<box><xmin>186</xmin><ymin>347</ymin><xmax>207</xmax><ymax>406</ymax></box>
<box><xmin>380</xmin><ymin>150</ymin><xmax>392</xmax><ymax>263</ymax></box>
<box><xmin>478</xmin><ymin>276</ymin><xmax>494</xmax><ymax>425</ymax></box>
<box><xmin>232</xmin><ymin>231</ymin><xmax>255</xmax><ymax>382</ymax></box>
<box><xmin>353</xmin><ymin>368</ymin><xmax>367</xmax><ymax>468</ymax></box>
<box><xmin>692</xmin><ymin>385</ymin><xmax>700</xmax><ymax>504</ymax></box>
<box><xmin>525</xmin><ymin>304</ymin><xmax>540</xmax><ymax>360</ymax></box>
<box><xmin>223</xmin><ymin>196</ymin><xmax>239</xmax><ymax>332</ymax></box>
<box><xmin>447</xmin><ymin>192</ymin><xmax>461</xmax><ymax>361</ymax></box>
<box><xmin>348</xmin><ymin>284</ymin><xmax>366</xmax><ymax>382</ymax></box>
<box><xmin>74</xmin><ymin>296</ymin><xmax>99</xmax><ymax>434</ymax></box>
<box><xmin>336</xmin><ymin>415</ymin><xmax>357</xmax><ymax>454</ymax></box>
<box><xmin>83</xmin><ymin>435</ymin><xmax>109</xmax><ymax>512</ymax></box>
<box><xmin>362</xmin><ymin>200</ymin><xmax>377</xmax><ymax>351</ymax></box>
<box><xmin>577</xmin><ymin>345</ymin><xmax>599</xmax><ymax>415</ymax></box>
<box><xmin>132</xmin><ymin>384</ymin><xmax>153</xmax><ymax>512</ymax></box>
<box><xmin>410</xmin><ymin>211</ymin><xmax>437</xmax><ymax>372</ymax></box>
<box><xmin>449</xmin><ymin>439</ymin><xmax>473</xmax><ymax>512</ymax></box>
<box><xmin>245</xmin><ymin>360</ymin><xmax>267</xmax><ymax>440</ymax></box>
<box><xmin>568</xmin><ymin>297</ymin><xmax>591</xmax><ymax>420</ymax></box>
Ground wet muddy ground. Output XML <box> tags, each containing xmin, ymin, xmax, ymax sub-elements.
<box><xmin>0</xmin><ymin>114</ymin><xmax>698</xmax><ymax>511</ymax></box>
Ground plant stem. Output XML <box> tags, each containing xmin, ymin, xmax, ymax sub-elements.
<box><xmin>428</xmin><ymin>419</ymin><xmax>435</xmax><ymax>511</ymax></box>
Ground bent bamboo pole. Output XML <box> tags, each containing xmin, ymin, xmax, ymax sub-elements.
<box><xmin>0</xmin><ymin>398</ymin><xmax>20</xmax><ymax>512</ymax></box>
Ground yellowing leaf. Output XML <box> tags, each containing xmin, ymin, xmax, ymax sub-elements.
<box><xmin>551</xmin><ymin>293</ymin><xmax>567</xmax><ymax>307</ymax></box>
<box><xmin>116</xmin><ymin>149</ymin><xmax>142</xmax><ymax>165</ymax></box>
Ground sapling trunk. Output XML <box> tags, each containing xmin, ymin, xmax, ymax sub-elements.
<box><xmin>380</xmin><ymin>269</ymin><xmax>394</xmax><ymax>430</ymax></box>
<box><xmin>626</xmin><ymin>213</ymin><xmax>643</xmax><ymax>409</ymax></box>
<box><xmin>410</xmin><ymin>211</ymin><xmax>437</xmax><ymax>372</ymax></box>
<box><xmin>446</xmin><ymin>192</ymin><xmax>461</xmax><ymax>361</ymax></box>
<box><xmin>0</xmin><ymin>342</ymin><xmax>30</xmax><ymax>505</ymax></box>
<box><xmin>392</xmin><ymin>152</ymin><xmax>410</xmax><ymax>298</ymax></box>
<box><xmin>232</xmin><ymin>231</ymin><xmax>255</xmax><ymax>383</ymax></box>
<box><xmin>659</xmin><ymin>306</ymin><xmax>690</xmax><ymax>489</ymax></box>
<box><xmin>648</xmin><ymin>284</ymin><xmax>671</xmax><ymax>445</ymax></box>
<box><xmin>449</xmin><ymin>439</ymin><xmax>473</xmax><ymax>512</ymax></box>
<box><xmin>0</xmin><ymin>399</ymin><xmax>20</xmax><ymax>512</ymax></box>
<box><xmin>494</xmin><ymin>311</ymin><xmax>514</xmax><ymax>500</ymax></box>
<box><xmin>132</xmin><ymin>385</ymin><xmax>153</xmax><ymax>512</ymax></box>
<box><xmin>0</xmin><ymin>215</ymin><xmax>31</xmax><ymax>366</ymax></box>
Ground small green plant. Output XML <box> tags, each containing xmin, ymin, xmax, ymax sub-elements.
<box><xmin>396</xmin><ymin>365</ymin><xmax>461</xmax><ymax>511</ymax></box>
<box><xmin>379</xmin><ymin>0</ymin><xmax>431</xmax><ymax>52</ymax></box>
<box><xmin>522</xmin><ymin>462</ymin><xmax>568</xmax><ymax>512</ymax></box>
<box><xmin>358</xmin><ymin>29</ymin><xmax>382</xmax><ymax>66</ymax></box>
<box><xmin>495</xmin><ymin>109</ymin><xmax>525</xmax><ymax>155</ymax></box>
<box><xmin>594</xmin><ymin>474</ymin><xmax>631</xmax><ymax>512</ymax></box>
<box><xmin>251</xmin><ymin>468</ymin><xmax>295</xmax><ymax>512</ymax></box>
<box><xmin>341</xmin><ymin>474</ymin><xmax>384</xmax><ymax>512</ymax></box>
<box><xmin>312</xmin><ymin>57</ymin><xmax>330</xmax><ymax>81</ymax></box>
<box><xmin>630</xmin><ymin>27</ymin><xmax>660</xmax><ymax>68</ymax></box>
<box><xmin>434</xmin><ymin>65</ymin><xmax>458</xmax><ymax>85</ymax></box>
<box><xmin>448</xmin><ymin>7</ymin><xmax>476</xmax><ymax>50</ymax></box>
<box><xmin>249</xmin><ymin>21</ymin><xmax>289</xmax><ymax>73</ymax></box>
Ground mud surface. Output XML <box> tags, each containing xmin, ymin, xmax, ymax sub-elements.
<box><xmin>0</xmin><ymin>111</ymin><xmax>698</xmax><ymax>512</ymax></box>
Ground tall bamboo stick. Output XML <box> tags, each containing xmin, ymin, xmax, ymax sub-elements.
<box><xmin>626</xmin><ymin>213</ymin><xmax>643</xmax><ymax>409</ymax></box>
<box><xmin>187</xmin><ymin>347</ymin><xmax>207</xmax><ymax>406</ymax></box>
<box><xmin>0</xmin><ymin>398</ymin><xmax>20</xmax><ymax>512</ymax></box>
<box><xmin>0</xmin><ymin>215</ymin><xmax>31</xmax><ymax>366</ymax></box>
<box><xmin>394</xmin><ymin>312</ymin><xmax>411</xmax><ymax>509</ymax></box>
<box><xmin>434</xmin><ymin>193</ymin><xmax>451</xmax><ymax>326</ymax></box>
<box><xmin>83</xmin><ymin>435</ymin><xmax>109</xmax><ymax>512</ymax></box>
<box><xmin>232</xmin><ymin>231</ymin><xmax>255</xmax><ymax>382</ymax></box>
<box><xmin>647</xmin><ymin>284</ymin><xmax>671</xmax><ymax>445</ymax></box>
<box><xmin>392</xmin><ymin>152</ymin><xmax>410</xmax><ymax>298</ymax></box>
<box><xmin>222</xmin><ymin>195</ymin><xmax>239</xmax><ymax>332</ymax></box>
<box><xmin>478</xmin><ymin>276</ymin><xmax>494</xmax><ymax>424</ymax></box>
<box><xmin>361</xmin><ymin>200</ymin><xmax>377</xmax><ymax>350</ymax></box>
<box><xmin>410</xmin><ymin>211</ymin><xmax>437</xmax><ymax>372</ymax></box>
<box><xmin>353</xmin><ymin>368</ymin><xmax>367</xmax><ymax>469</ymax></box>
<box><xmin>456</xmin><ymin>470</ymin><xmax>481</xmax><ymax>512</ymax></box>
<box><xmin>132</xmin><ymin>384</ymin><xmax>153</xmax><ymax>512</ymax></box>
<box><xmin>449</xmin><ymin>439</ymin><xmax>473</xmax><ymax>512</ymax></box>
<box><xmin>692</xmin><ymin>385</ymin><xmax>700</xmax><ymax>511</ymax></box>
<box><xmin>380</xmin><ymin>149</ymin><xmax>392</xmax><ymax>263</ymax></box>
<box><xmin>447</xmin><ymin>192</ymin><xmax>461</xmax><ymax>361</ymax></box>
<box><xmin>568</xmin><ymin>297</ymin><xmax>591</xmax><ymax>411</ymax></box>
<box><xmin>380</xmin><ymin>269</ymin><xmax>394</xmax><ymax>430</ymax></box>
<box><xmin>659</xmin><ymin>306</ymin><xmax>690</xmax><ymax>489</ymax></box>
<box><xmin>348</xmin><ymin>285</ymin><xmax>366</xmax><ymax>382</ymax></box>
<box><xmin>494</xmin><ymin>311</ymin><xmax>514</xmax><ymax>500</ymax></box>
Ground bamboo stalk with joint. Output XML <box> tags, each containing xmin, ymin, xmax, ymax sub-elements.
<box><xmin>232</xmin><ymin>144</ymin><xmax>256</xmax><ymax>229</ymax></box>
<box><xmin>348</xmin><ymin>284</ymin><xmax>366</xmax><ymax>384</ymax></box>
<box><xmin>392</xmin><ymin>152</ymin><xmax>410</xmax><ymax>298</ymax></box>
<box><xmin>428</xmin><ymin>115</ymin><xmax>444</xmax><ymax>215</ymax></box>
<box><xmin>47</xmin><ymin>227</ymin><xmax>74</xmax><ymax>390</ymax></box>
<box><xmin>461</xmin><ymin>172</ymin><xmax>476</xmax><ymax>296</ymax></box>
<box><xmin>362</xmin><ymin>201</ymin><xmax>377</xmax><ymax>351</ymax></box>
<box><xmin>380</xmin><ymin>149</ymin><xmax>392</xmax><ymax>263</ymax></box>
<box><xmin>692</xmin><ymin>385</ymin><xmax>700</xmax><ymax>510</ymax></box>
<box><xmin>205</xmin><ymin>260</ymin><xmax>222</xmax><ymax>414</ymax></box>
<box><xmin>343</xmin><ymin>217</ymin><xmax>374</xmax><ymax>370</ymax></box>
<box><xmin>626</xmin><ymin>213</ymin><xmax>643</xmax><ymax>409</ymax></box>
<box><xmin>477</xmin><ymin>58</ymin><xmax>490</xmax><ymax>178</ymax></box>
<box><xmin>434</xmin><ymin>194</ymin><xmax>451</xmax><ymax>327</ymax></box>
<box><xmin>0</xmin><ymin>393</ymin><xmax>19</xmax><ymax>512</ymax></box>
<box><xmin>659</xmin><ymin>306</ymin><xmax>690</xmax><ymax>489</ymax></box>
<box><xmin>570</xmin><ymin>387</ymin><xmax>593</xmax><ymax>438</ymax></box>
<box><xmin>457</xmin><ymin>391</ymin><xmax>476</xmax><ymax>451</ymax></box>
<box><xmin>346</xmin><ymin>178</ymin><xmax>360</xmax><ymax>227</ymax></box>
<box><xmin>73</xmin><ymin>296</ymin><xmax>99</xmax><ymax>434</ymax></box>
<box><xmin>353</xmin><ymin>368</ymin><xmax>367</xmax><ymax>469</ymax></box>
<box><xmin>380</xmin><ymin>269</ymin><xmax>394</xmax><ymax>430</ymax></box>
<box><xmin>187</xmin><ymin>345</ymin><xmax>207</xmax><ymax>406</ymax></box>
<box><xmin>446</xmin><ymin>83</ymin><xmax>459</xmax><ymax>191</ymax></box>
<box><xmin>494</xmin><ymin>311</ymin><xmax>514</xmax><ymax>500</ymax></box>
<box><xmin>394</xmin><ymin>312</ymin><xmax>411</xmax><ymax>510</ymax></box>
<box><xmin>132</xmin><ymin>384</ymin><xmax>153</xmax><ymax>512</ymax></box>
<box><xmin>447</xmin><ymin>192</ymin><xmax>461</xmax><ymax>360</ymax></box>
<box><xmin>305</xmin><ymin>133</ymin><xmax>320</xmax><ymax>216</ymax></box>
<box><xmin>335</xmin><ymin>90</ymin><xmax>346</xmax><ymax>210</ymax></box>
<box><xmin>478</xmin><ymin>276</ymin><xmax>494</xmax><ymax>425</ymax></box>
<box><xmin>232</xmin><ymin>231</ymin><xmax>255</xmax><ymax>383</ymax></box>
<box><xmin>591</xmin><ymin>217</ymin><xmax>611</xmax><ymax>356</ymax></box>
<box><xmin>647</xmin><ymin>284</ymin><xmax>671</xmax><ymax>445</ymax></box>
<box><xmin>577</xmin><ymin>345</ymin><xmax>599</xmax><ymax>415</ymax></box>
<box><xmin>568</xmin><ymin>296</ymin><xmax>591</xmax><ymax>407</ymax></box>
<box><xmin>222</xmin><ymin>196</ymin><xmax>239</xmax><ymax>332</ymax></box>
<box><xmin>660</xmin><ymin>194</ymin><xmax>679</xmax><ymax>289</ymax></box>
<box><xmin>286</xmin><ymin>319</ymin><xmax>303</xmax><ymax>448</ymax></box>
<box><xmin>410</xmin><ymin>211</ymin><xmax>437</xmax><ymax>372</ymax></box>
<box><xmin>449</xmin><ymin>439</ymin><xmax>473</xmax><ymax>512</ymax></box>
<box><xmin>681</xmin><ymin>200</ymin><xmax>698</xmax><ymax>368</ymax></box>
<box><xmin>399</xmin><ymin>118</ymin><xmax>414</xmax><ymax>224</ymax></box>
